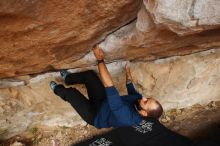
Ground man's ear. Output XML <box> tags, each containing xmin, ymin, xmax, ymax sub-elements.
<box><xmin>142</xmin><ymin>97</ymin><xmax>148</xmax><ymax>102</ymax></box>
<box><xmin>139</xmin><ymin>110</ymin><xmax>148</xmax><ymax>117</ymax></box>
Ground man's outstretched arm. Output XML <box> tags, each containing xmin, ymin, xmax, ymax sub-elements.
<box><xmin>93</xmin><ymin>46</ymin><xmax>138</xmax><ymax>125</ymax></box>
<box><xmin>93</xmin><ymin>45</ymin><xmax>113</xmax><ymax>87</ymax></box>
<box><xmin>125</xmin><ymin>63</ymin><xmax>142</xmax><ymax>98</ymax></box>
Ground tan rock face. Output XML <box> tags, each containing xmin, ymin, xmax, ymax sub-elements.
<box><xmin>130</xmin><ymin>49</ymin><xmax>220</xmax><ymax>110</ymax></box>
<box><xmin>0</xmin><ymin>0</ymin><xmax>141</xmax><ymax>78</ymax></box>
<box><xmin>147</xmin><ymin>0</ymin><xmax>220</xmax><ymax>35</ymax></box>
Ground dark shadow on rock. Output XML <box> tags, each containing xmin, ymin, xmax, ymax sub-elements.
<box><xmin>192</xmin><ymin>123</ymin><xmax>220</xmax><ymax>146</ymax></box>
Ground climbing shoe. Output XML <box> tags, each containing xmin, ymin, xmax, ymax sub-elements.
<box><xmin>50</xmin><ymin>81</ymin><xmax>57</xmax><ymax>91</ymax></box>
<box><xmin>60</xmin><ymin>70</ymin><xmax>71</xmax><ymax>81</ymax></box>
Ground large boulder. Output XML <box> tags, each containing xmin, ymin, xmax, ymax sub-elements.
<box><xmin>1</xmin><ymin>0</ymin><xmax>220</xmax><ymax>78</ymax></box>
<box><xmin>0</xmin><ymin>0</ymin><xmax>141</xmax><ymax>78</ymax></box>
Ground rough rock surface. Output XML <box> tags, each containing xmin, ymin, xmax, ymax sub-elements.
<box><xmin>0</xmin><ymin>0</ymin><xmax>141</xmax><ymax>78</ymax></box>
<box><xmin>147</xmin><ymin>0</ymin><xmax>220</xmax><ymax>35</ymax></box>
<box><xmin>1</xmin><ymin>0</ymin><xmax>220</xmax><ymax>78</ymax></box>
<box><xmin>130</xmin><ymin>49</ymin><xmax>220</xmax><ymax>110</ymax></box>
<box><xmin>0</xmin><ymin>50</ymin><xmax>220</xmax><ymax>139</ymax></box>
<box><xmin>99</xmin><ymin>0</ymin><xmax>220</xmax><ymax>62</ymax></box>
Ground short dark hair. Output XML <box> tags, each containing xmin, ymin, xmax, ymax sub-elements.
<box><xmin>146</xmin><ymin>100</ymin><xmax>163</xmax><ymax>119</ymax></box>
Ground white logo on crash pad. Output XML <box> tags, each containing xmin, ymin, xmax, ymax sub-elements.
<box><xmin>89</xmin><ymin>138</ymin><xmax>112</xmax><ymax>146</ymax></box>
<box><xmin>133</xmin><ymin>120</ymin><xmax>153</xmax><ymax>134</ymax></box>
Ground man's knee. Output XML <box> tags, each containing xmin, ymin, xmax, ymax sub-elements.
<box><xmin>83</xmin><ymin>70</ymin><xmax>97</xmax><ymax>77</ymax></box>
<box><xmin>84</xmin><ymin>70</ymin><xmax>96</xmax><ymax>74</ymax></box>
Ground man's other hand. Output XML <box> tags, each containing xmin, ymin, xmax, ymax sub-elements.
<box><xmin>125</xmin><ymin>62</ymin><xmax>132</xmax><ymax>81</ymax></box>
<box><xmin>93</xmin><ymin>44</ymin><xmax>113</xmax><ymax>87</ymax></box>
<box><xmin>93</xmin><ymin>45</ymin><xmax>104</xmax><ymax>60</ymax></box>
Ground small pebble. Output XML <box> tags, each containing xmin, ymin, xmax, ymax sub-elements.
<box><xmin>10</xmin><ymin>141</ymin><xmax>24</xmax><ymax>146</ymax></box>
<box><xmin>165</xmin><ymin>116</ymin><xmax>171</xmax><ymax>121</ymax></box>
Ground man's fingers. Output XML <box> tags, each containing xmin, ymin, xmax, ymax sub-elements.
<box><xmin>125</xmin><ymin>63</ymin><xmax>131</xmax><ymax>72</ymax></box>
<box><xmin>92</xmin><ymin>47</ymin><xmax>100</xmax><ymax>56</ymax></box>
<box><xmin>93</xmin><ymin>45</ymin><xmax>101</xmax><ymax>53</ymax></box>
<box><xmin>92</xmin><ymin>46</ymin><xmax>98</xmax><ymax>52</ymax></box>
<box><xmin>92</xmin><ymin>44</ymin><xmax>105</xmax><ymax>60</ymax></box>
<box><xmin>125</xmin><ymin>61</ymin><xmax>130</xmax><ymax>67</ymax></box>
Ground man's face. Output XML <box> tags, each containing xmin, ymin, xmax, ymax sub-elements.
<box><xmin>138</xmin><ymin>97</ymin><xmax>158</xmax><ymax>112</ymax></box>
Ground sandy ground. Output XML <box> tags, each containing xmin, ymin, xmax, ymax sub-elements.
<box><xmin>1</xmin><ymin>100</ymin><xmax>220</xmax><ymax>146</ymax></box>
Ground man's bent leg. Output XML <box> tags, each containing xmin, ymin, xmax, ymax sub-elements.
<box><xmin>54</xmin><ymin>85</ymin><xmax>96</xmax><ymax>125</ymax></box>
<box><xmin>64</xmin><ymin>72</ymin><xmax>84</xmax><ymax>85</ymax></box>
<box><xmin>84</xmin><ymin>71</ymin><xmax>106</xmax><ymax>101</ymax></box>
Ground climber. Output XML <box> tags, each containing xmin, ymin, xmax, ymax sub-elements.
<box><xmin>49</xmin><ymin>45</ymin><xmax>163</xmax><ymax>128</ymax></box>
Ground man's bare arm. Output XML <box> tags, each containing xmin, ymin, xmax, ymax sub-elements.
<box><xmin>93</xmin><ymin>45</ymin><xmax>113</xmax><ymax>87</ymax></box>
